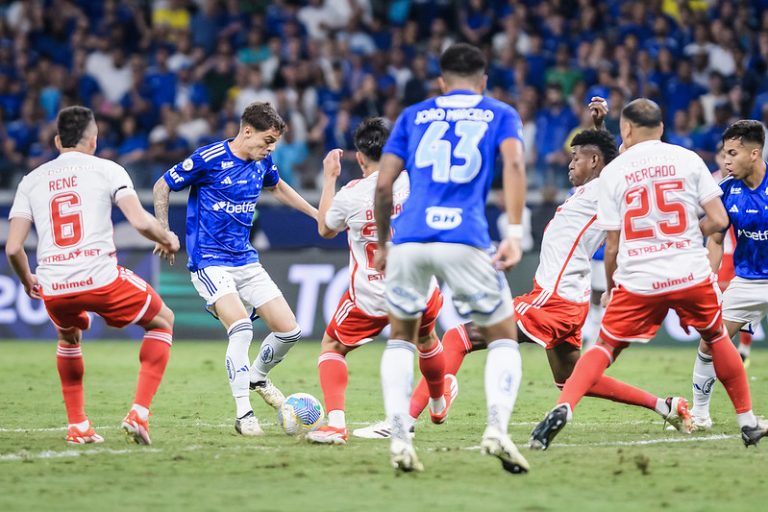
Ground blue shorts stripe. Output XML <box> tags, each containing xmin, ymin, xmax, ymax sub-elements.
<box><xmin>197</xmin><ymin>270</ymin><xmax>216</xmax><ymax>295</ymax></box>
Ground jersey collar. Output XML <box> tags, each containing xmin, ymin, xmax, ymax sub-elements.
<box><xmin>223</xmin><ymin>139</ymin><xmax>248</xmax><ymax>164</ymax></box>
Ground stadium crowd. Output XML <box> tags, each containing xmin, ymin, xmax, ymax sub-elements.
<box><xmin>1</xmin><ymin>0</ymin><xmax>768</xmax><ymax>191</ymax></box>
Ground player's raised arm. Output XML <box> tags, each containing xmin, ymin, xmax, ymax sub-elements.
<box><xmin>5</xmin><ymin>217</ymin><xmax>40</xmax><ymax>299</ymax></box>
<box><xmin>373</xmin><ymin>152</ymin><xmax>405</xmax><ymax>272</ymax></box>
<box><xmin>588</xmin><ymin>96</ymin><xmax>608</xmax><ymax>130</ymax></box>
<box><xmin>317</xmin><ymin>149</ymin><xmax>344</xmax><ymax>238</ymax></box>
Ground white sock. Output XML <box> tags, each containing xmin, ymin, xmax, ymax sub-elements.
<box><xmin>738</xmin><ymin>339</ymin><xmax>751</xmax><ymax>358</ymax></box>
<box><xmin>692</xmin><ymin>350</ymin><xmax>716</xmax><ymax>418</ymax></box>
<box><xmin>485</xmin><ymin>339</ymin><xmax>522</xmax><ymax>435</ymax></box>
<box><xmin>71</xmin><ymin>419</ymin><xmax>90</xmax><ymax>431</ymax></box>
<box><xmin>381</xmin><ymin>339</ymin><xmax>416</xmax><ymax>442</ymax></box>
<box><xmin>737</xmin><ymin>410</ymin><xmax>758</xmax><ymax>429</ymax></box>
<box><xmin>430</xmin><ymin>396</ymin><xmax>446</xmax><ymax>415</ymax></box>
<box><xmin>328</xmin><ymin>410</ymin><xmax>346</xmax><ymax>429</ymax></box>
<box><xmin>582</xmin><ymin>302</ymin><xmax>604</xmax><ymax>349</ymax></box>
<box><xmin>131</xmin><ymin>404</ymin><xmax>150</xmax><ymax>421</ymax></box>
<box><xmin>654</xmin><ymin>398</ymin><xmax>670</xmax><ymax>417</ymax></box>
<box><xmin>226</xmin><ymin>319</ymin><xmax>254</xmax><ymax>418</ymax></box>
<box><xmin>250</xmin><ymin>326</ymin><xmax>301</xmax><ymax>382</ymax></box>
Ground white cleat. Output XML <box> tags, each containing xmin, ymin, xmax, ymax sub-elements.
<box><xmin>692</xmin><ymin>414</ymin><xmax>713</xmax><ymax>431</ymax></box>
<box><xmin>663</xmin><ymin>397</ymin><xmax>693</xmax><ymax>434</ymax></box>
<box><xmin>481</xmin><ymin>427</ymin><xmax>529</xmax><ymax>474</ymax></box>
<box><xmin>250</xmin><ymin>377</ymin><xmax>286</xmax><ymax>410</ymax></box>
<box><xmin>235</xmin><ymin>411</ymin><xmax>264</xmax><ymax>437</ymax></box>
<box><xmin>352</xmin><ymin>420</ymin><xmax>415</xmax><ymax>440</ymax></box>
<box><xmin>390</xmin><ymin>438</ymin><xmax>423</xmax><ymax>473</ymax></box>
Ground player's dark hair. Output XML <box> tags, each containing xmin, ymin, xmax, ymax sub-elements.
<box><xmin>621</xmin><ymin>98</ymin><xmax>663</xmax><ymax>128</ymax></box>
<box><xmin>439</xmin><ymin>43</ymin><xmax>486</xmax><ymax>78</ymax></box>
<box><xmin>56</xmin><ymin>106</ymin><xmax>95</xmax><ymax>148</ymax></box>
<box><xmin>722</xmin><ymin>120</ymin><xmax>765</xmax><ymax>148</ymax></box>
<box><xmin>354</xmin><ymin>117</ymin><xmax>390</xmax><ymax>162</ymax></box>
<box><xmin>571</xmin><ymin>129</ymin><xmax>619</xmax><ymax>164</ymax></box>
<box><xmin>241</xmin><ymin>102</ymin><xmax>287</xmax><ymax>134</ymax></box>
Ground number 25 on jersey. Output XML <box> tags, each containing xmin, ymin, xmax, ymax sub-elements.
<box><xmin>624</xmin><ymin>179</ymin><xmax>687</xmax><ymax>240</ymax></box>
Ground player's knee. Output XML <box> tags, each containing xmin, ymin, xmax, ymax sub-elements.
<box><xmin>57</xmin><ymin>328</ymin><xmax>81</xmax><ymax>345</ymax></box>
<box><xmin>320</xmin><ymin>336</ymin><xmax>346</xmax><ymax>354</ymax></box>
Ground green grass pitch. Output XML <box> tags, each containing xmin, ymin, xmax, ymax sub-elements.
<box><xmin>1</xmin><ymin>341</ymin><xmax>766</xmax><ymax>512</ymax></box>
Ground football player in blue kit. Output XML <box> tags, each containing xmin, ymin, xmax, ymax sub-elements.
<box><xmin>373</xmin><ymin>43</ymin><xmax>528</xmax><ymax>473</ymax></box>
<box><xmin>690</xmin><ymin>120</ymin><xmax>768</xmax><ymax>434</ymax></box>
<box><xmin>153</xmin><ymin>102</ymin><xmax>317</xmax><ymax>436</ymax></box>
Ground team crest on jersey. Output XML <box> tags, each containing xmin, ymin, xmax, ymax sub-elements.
<box><xmin>426</xmin><ymin>206</ymin><xmax>463</xmax><ymax>230</ymax></box>
<box><xmin>182</xmin><ymin>158</ymin><xmax>194</xmax><ymax>171</ymax></box>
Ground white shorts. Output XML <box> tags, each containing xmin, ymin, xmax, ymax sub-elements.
<box><xmin>191</xmin><ymin>262</ymin><xmax>283</xmax><ymax>319</ymax></box>
<box><xmin>590</xmin><ymin>259</ymin><xmax>607</xmax><ymax>292</ymax></box>
<box><xmin>386</xmin><ymin>242</ymin><xmax>513</xmax><ymax>327</ymax></box>
<box><xmin>722</xmin><ymin>276</ymin><xmax>768</xmax><ymax>334</ymax></box>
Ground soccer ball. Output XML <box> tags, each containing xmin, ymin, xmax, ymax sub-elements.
<box><xmin>277</xmin><ymin>393</ymin><xmax>325</xmax><ymax>436</ymax></box>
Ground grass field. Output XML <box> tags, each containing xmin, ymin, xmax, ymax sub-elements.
<box><xmin>1</xmin><ymin>341</ymin><xmax>766</xmax><ymax>512</ymax></box>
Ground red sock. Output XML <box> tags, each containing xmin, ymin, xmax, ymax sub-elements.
<box><xmin>133</xmin><ymin>330</ymin><xmax>172</xmax><ymax>409</ymax></box>
<box><xmin>318</xmin><ymin>351</ymin><xmax>348</xmax><ymax>413</ymax></box>
<box><xmin>409</xmin><ymin>325</ymin><xmax>471</xmax><ymax>418</ymax></box>
<box><xmin>56</xmin><ymin>342</ymin><xmax>86</xmax><ymax>424</ymax></box>
<box><xmin>418</xmin><ymin>339</ymin><xmax>446</xmax><ymax>399</ymax></box>
<box><xmin>587</xmin><ymin>376</ymin><xmax>658</xmax><ymax>410</ymax></box>
<box><xmin>709</xmin><ymin>330</ymin><xmax>752</xmax><ymax>413</ymax></box>
<box><xmin>558</xmin><ymin>345</ymin><xmax>612</xmax><ymax>410</ymax></box>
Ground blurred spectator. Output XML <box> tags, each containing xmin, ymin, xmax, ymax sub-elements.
<box><xmin>534</xmin><ymin>83</ymin><xmax>578</xmax><ymax>188</ymax></box>
<box><xmin>665</xmin><ymin>110</ymin><xmax>694</xmax><ymax>149</ymax></box>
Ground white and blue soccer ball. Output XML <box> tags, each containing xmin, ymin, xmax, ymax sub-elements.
<box><xmin>277</xmin><ymin>393</ymin><xmax>324</xmax><ymax>436</ymax></box>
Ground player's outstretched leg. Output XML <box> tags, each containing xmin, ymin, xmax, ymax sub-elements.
<box><xmin>705</xmin><ymin>327</ymin><xmax>768</xmax><ymax>446</ymax></box>
<box><xmin>308</xmin><ymin>338</ymin><xmax>352</xmax><ymax>445</ymax></box>
<box><xmin>57</xmin><ymin>328</ymin><xmax>104</xmax><ymax>445</ymax></box>
<box><xmin>122</xmin><ymin>304</ymin><xmax>174</xmax><ymax>445</ymax></box>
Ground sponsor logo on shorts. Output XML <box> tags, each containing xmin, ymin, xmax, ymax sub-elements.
<box><xmin>425</xmin><ymin>206</ymin><xmax>463</xmax><ymax>230</ymax></box>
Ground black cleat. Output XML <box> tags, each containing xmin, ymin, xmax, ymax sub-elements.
<box><xmin>529</xmin><ymin>404</ymin><xmax>569</xmax><ymax>451</ymax></box>
<box><xmin>741</xmin><ymin>419</ymin><xmax>768</xmax><ymax>447</ymax></box>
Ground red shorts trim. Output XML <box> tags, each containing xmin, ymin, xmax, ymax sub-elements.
<box><xmin>326</xmin><ymin>289</ymin><xmax>443</xmax><ymax>347</ymax></box>
<box><xmin>43</xmin><ymin>266</ymin><xmax>164</xmax><ymax>331</ymax></box>
<box><xmin>513</xmin><ymin>282</ymin><xmax>589</xmax><ymax>349</ymax></box>
<box><xmin>600</xmin><ymin>275</ymin><xmax>722</xmax><ymax>343</ymax></box>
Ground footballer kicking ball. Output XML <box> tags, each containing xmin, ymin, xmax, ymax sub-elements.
<box><xmin>277</xmin><ymin>393</ymin><xmax>325</xmax><ymax>436</ymax></box>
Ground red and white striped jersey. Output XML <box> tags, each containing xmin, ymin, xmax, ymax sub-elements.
<box><xmin>325</xmin><ymin>171</ymin><xmax>411</xmax><ymax>316</ymax></box>
<box><xmin>534</xmin><ymin>178</ymin><xmax>605</xmax><ymax>303</ymax></box>
<box><xmin>9</xmin><ymin>151</ymin><xmax>136</xmax><ymax>296</ymax></box>
<box><xmin>596</xmin><ymin>140</ymin><xmax>722</xmax><ymax>295</ymax></box>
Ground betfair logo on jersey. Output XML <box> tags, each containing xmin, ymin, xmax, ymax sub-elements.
<box><xmin>169</xmin><ymin>169</ymin><xmax>184</xmax><ymax>183</ymax></box>
<box><xmin>737</xmin><ymin>229</ymin><xmax>768</xmax><ymax>241</ymax></box>
<box><xmin>211</xmin><ymin>201</ymin><xmax>257</xmax><ymax>214</ymax></box>
<box><xmin>426</xmin><ymin>206</ymin><xmax>463</xmax><ymax>230</ymax></box>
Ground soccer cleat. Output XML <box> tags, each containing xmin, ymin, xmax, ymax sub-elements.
<box><xmin>663</xmin><ymin>397</ymin><xmax>693</xmax><ymax>434</ymax></box>
<box><xmin>390</xmin><ymin>438</ymin><xmax>423</xmax><ymax>472</ymax></box>
<box><xmin>306</xmin><ymin>425</ymin><xmax>349</xmax><ymax>445</ymax></box>
<box><xmin>740</xmin><ymin>352</ymin><xmax>751</xmax><ymax>369</ymax></box>
<box><xmin>691</xmin><ymin>413</ymin><xmax>713</xmax><ymax>431</ymax></box>
<box><xmin>352</xmin><ymin>420</ymin><xmax>416</xmax><ymax>439</ymax></box>
<box><xmin>429</xmin><ymin>373</ymin><xmax>459</xmax><ymax>425</ymax></box>
<box><xmin>529</xmin><ymin>404</ymin><xmax>569</xmax><ymax>451</ymax></box>
<box><xmin>741</xmin><ymin>418</ymin><xmax>768</xmax><ymax>447</ymax></box>
<box><xmin>65</xmin><ymin>421</ymin><xmax>104</xmax><ymax>445</ymax></box>
<box><xmin>480</xmin><ymin>427</ymin><xmax>529</xmax><ymax>474</ymax></box>
<box><xmin>249</xmin><ymin>377</ymin><xmax>286</xmax><ymax>410</ymax></box>
<box><xmin>121</xmin><ymin>410</ymin><xmax>151</xmax><ymax>445</ymax></box>
<box><xmin>235</xmin><ymin>411</ymin><xmax>264</xmax><ymax>437</ymax></box>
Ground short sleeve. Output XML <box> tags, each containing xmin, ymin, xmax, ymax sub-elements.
<box><xmin>325</xmin><ymin>188</ymin><xmax>351</xmax><ymax>232</ymax></box>
<box><xmin>382</xmin><ymin>110</ymin><xmax>409</xmax><ymax>161</ymax></box>
<box><xmin>8</xmin><ymin>178</ymin><xmax>32</xmax><ymax>221</ymax></box>
<box><xmin>163</xmin><ymin>151</ymin><xmax>207</xmax><ymax>191</ymax></box>
<box><xmin>109</xmin><ymin>163</ymin><xmax>137</xmax><ymax>203</ymax></box>
<box><xmin>495</xmin><ymin>105</ymin><xmax>524</xmax><ymax>147</ymax></box>
<box><xmin>262</xmin><ymin>155</ymin><xmax>280</xmax><ymax>188</ymax></box>
<box><xmin>696</xmin><ymin>158</ymin><xmax>723</xmax><ymax>206</ymax></box>
<box><xmin>596</xmin><ymin>168</ymin><xmax>621</xmax><ymax>231</ymax></box>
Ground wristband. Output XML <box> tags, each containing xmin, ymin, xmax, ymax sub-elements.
<box><xmin>506</xmin><ymin>224</ymin><xmax>523</xmax><ymax>239</ymax></box>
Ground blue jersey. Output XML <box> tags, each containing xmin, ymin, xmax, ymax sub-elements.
<box><xmin>383</xmin><ymin>90</ymin><xmax>523</xmax><ymax>248</ymax></box>
<box><xmin>720</xmin><ymin>171</ymin><xmax>768</xmax><ymax>279</ymax></box>
<box><xmin>163</xmin><ymin>140</ymin><xmax>280</xmax><ymax>271</ymax></box>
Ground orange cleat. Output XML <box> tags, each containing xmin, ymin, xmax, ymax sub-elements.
<box><xmin>429</xmin><ymin>374</ymin><xmax>459</xmax><ymax>425</ymax></box>
<box><xmin>306</xmin><ymin>425</ymin><xmax>349</xmax><ymax>445</ymax></box>
<box><xmin>65</xmin><ymin>421</ymin><xmax>104</xmax><ymax>445</ymax></box>
<box><xmin>122</xmin><ymin>410</ymin><xmax>151</xmax><ymax>445</ymax></box>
